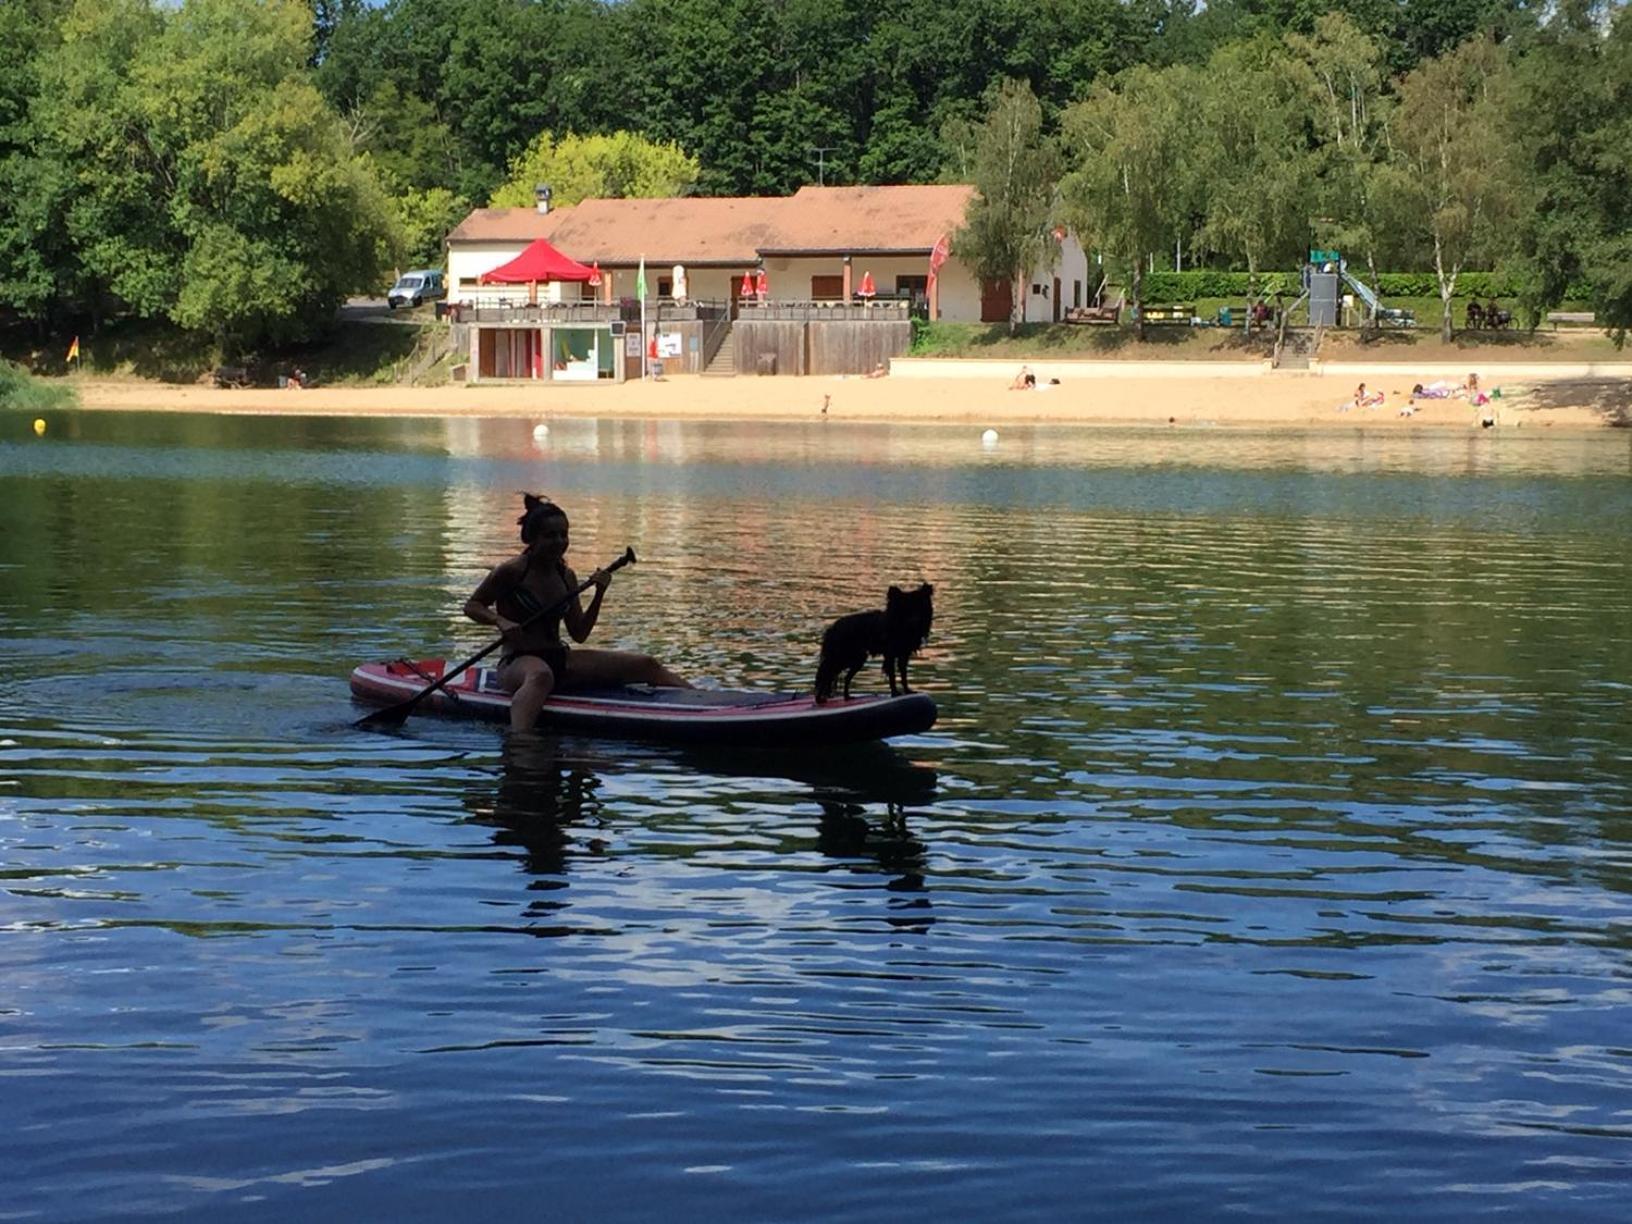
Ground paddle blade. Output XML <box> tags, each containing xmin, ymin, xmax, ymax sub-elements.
<box><xmin>354</xmin><ymin>699</ymin><xmax>415</xmax><ymax>730</ymax></box>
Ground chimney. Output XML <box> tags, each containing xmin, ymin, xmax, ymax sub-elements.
<box><xmin>534</xmin><ymin>184</ymin><xmax>552</xmax><ymax>215</ymax></box>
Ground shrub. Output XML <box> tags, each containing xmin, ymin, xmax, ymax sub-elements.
<box><xmin>1139</xmin><ymin>269</ymin><xmax>1587</xmax><ymax>303</ymax></box>
<box><xmin>0</xmin><ymin>361</ymin><xmax>76</xmax><ymax>412</ymax></box>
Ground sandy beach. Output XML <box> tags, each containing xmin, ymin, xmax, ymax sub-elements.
<box><xmin>70</xmin><ymin>364</ymin><xmax>1630</xmax><ymax>430</ymax></box>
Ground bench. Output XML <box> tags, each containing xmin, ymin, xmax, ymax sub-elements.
<box><xmin>1064</xmin><ymin>299</ymin><xmax>1122</xmax><ymax>325</ymax></box>
<box><xmin>1140</xmin><ymin>304</ymin><xmax>1195</xmax><ymax>325</ymax></box>
<box><xmin>213</xmin><ymin>365</ymin><xmax>252</xmax><ymax>388</ymax></box>
<box><xmin>1547</xmin><ymin>311</ymin><xmax>1597</xmax><ymax>329</ymax></box>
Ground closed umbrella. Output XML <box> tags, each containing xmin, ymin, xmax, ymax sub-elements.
<box><xmin>740</xmin><ymin>270</ymin><xmax>754</xmax><ymax>298</ymax></box>
<box><xmin>755</xmin><ymin>268</ymin><xmax>769</xmax><ymax>300</ymax></box>
<box><xmin>857</xmin><ymin>270</ymin><xmax>877</xmax><ymax>299</ymax></box>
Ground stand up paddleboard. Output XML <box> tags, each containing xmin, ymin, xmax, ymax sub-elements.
<box><xmin>350</xmin><ymin>660</ymin><xmax>937</xmax><ymax>748</ymax></box>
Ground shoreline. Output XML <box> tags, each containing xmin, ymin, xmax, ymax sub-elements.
<box><xmin>63</xmin><ymin>367</ymin><xmax>1630</xmax><ymax>430</ymax></box>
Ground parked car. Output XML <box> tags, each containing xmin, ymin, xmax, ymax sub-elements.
<box><xmin>387</xmin><ymin>270</ymin><xmax>445</xmax><ymax>309</ymax></box>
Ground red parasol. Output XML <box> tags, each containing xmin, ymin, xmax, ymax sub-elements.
<box><xmin>740</xmin><ymin>271</ymin><xmax>754</xmax><ymax>297</ymax></box>
<box><xmin>857</xmin><ymin>270</ymin><xmax>877</xmax><ymax>298</ymax></box>
<box><xmin>588</xmin><ymin>261</ymin><xmax>602</xmax><ymax>287</ymax></box>
<box><xmin>755</xmin><ymin>268</ymin><xmax>768</xmax><ymax>299</ymax></box>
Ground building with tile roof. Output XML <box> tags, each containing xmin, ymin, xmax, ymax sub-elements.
<box><xmin>447</xmin><ymin>184</ymin><xmax>1090</xmax><ymax>327</ymax></box>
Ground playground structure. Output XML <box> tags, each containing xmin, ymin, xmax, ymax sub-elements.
<box><xmin>1303</xmin><ymin>250</ymin><xmax>1415</xmax><ymax>329</ymax></box>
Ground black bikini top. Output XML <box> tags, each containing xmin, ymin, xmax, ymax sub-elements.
<box><xmin>497</xmin><ymin>553</ymin><xmax>569</xmax><ymax>640</ymax></box>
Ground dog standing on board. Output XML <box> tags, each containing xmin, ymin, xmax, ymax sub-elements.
<box><xmin>814</xmin><ymin>583</ymin><xmax>934</xmax><ymax>703</ymax></box>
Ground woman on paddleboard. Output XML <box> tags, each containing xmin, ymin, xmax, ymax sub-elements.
<box><xmin>464</xmin><ymin>494</ymin><xmax>691</xmax><ymax>731</ymax></box>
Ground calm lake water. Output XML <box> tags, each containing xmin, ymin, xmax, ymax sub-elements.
<box><xmin>4</xmin><ymin>411</ymin><xmax>1632</xmax><ymax>1220</ymax></box>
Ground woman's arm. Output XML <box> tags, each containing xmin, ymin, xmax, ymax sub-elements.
<box><xmin>562</xmin><ymin>565</ymin><xmax>611</xmax><ymax>643</ymax></box>
<box><xmin>464</xmin><ymin>560</ymin><xmax>521</xmax><ymax>633</ymax></box>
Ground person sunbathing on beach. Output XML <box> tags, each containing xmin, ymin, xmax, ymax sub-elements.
<box><xmin>1010</xmin><ymin>365</ymin><xmax>1036</xmax><ymax>391</ymax></box>
<box><xmin>1352</xmin><ymin>382</ymin><xmax>1385</xmax><ymax>409</ymax></box>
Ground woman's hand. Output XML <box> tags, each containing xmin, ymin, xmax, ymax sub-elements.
<box><xmin>494</xmin><ymin>614</ymin><xmax>521</xmax><ymax>641</ymax></box>
<box><xmin>589</xmin><ymin>567</ymin><xmax>612</xmax><ymax>594</ymax></box>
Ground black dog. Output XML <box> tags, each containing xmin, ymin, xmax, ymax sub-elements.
<box><xmin>814</xmin><ymin>583</ymin><xmax>934</xmax><ymax>703</ymax></box>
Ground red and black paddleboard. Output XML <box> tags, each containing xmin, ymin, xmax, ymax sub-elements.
<box><xmin>350</xmin><ymin>660</ymin><xmax>937</xmax><ymax>747</ymax></box>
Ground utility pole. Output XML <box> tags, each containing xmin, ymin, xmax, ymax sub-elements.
<box><xmin>808</xmin><ymin>146</ymin><xmax>837</xmax><ymax>187</ymax></box>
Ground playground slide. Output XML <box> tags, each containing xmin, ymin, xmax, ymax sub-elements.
<box><xmin>1341</xmin><ymin>267</ymin><xmax>1380</xmax><ymax>314</ymax></box>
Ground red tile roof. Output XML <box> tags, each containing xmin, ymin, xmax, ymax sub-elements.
<box><xmin>446</xmin><ymin>185</ymin><xmax>975</xmax><ymax>265</ymax></box>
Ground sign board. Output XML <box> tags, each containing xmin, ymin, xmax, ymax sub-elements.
<box><xmin>624</xmin><ymin>334</ymin><xmax>641</xmax><ymax>357</ymax></box>
<box><xmin>658</xmin><ymin>332</ymin><xmax>682</xmax><ymax>358</ymax></box>
<box><xmin>1309</xmin><ymin>248</ymin><xmax>1341</xmax><ymax>265</ymax></box>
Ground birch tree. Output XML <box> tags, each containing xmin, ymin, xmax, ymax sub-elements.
<box><xmin>950</xmin><ymin>79</ymin><xmax>1058</xmax><ymax>335</ymax></box>
<box><xmin>1389</xmin><ymin>36</ymin><xmax>1524</xmax><ymax>341</ymax></box>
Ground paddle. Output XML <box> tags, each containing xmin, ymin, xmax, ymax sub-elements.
<box><xmin>355</xmin><ymin>547</ymin><xmax>637</xmax><ymax>730</ymax></box>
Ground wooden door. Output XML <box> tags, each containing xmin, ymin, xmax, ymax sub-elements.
<box><xmin>1053</xmin><ymin>277</ymin><xmax>1062</xmax><ymax>322</ymax></box>
<box><xmin>980</xmin><ymin>279</ymin><xmax>1012</xmax><ymax>323</ymax></box>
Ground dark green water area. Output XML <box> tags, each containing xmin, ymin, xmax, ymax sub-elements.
<box><xmin>3</xmin><ymin>410</ymin><xmax>1631</xmax><ymax>1219</ymax></box>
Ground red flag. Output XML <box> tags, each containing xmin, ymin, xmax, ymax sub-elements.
<box><xmin>926</xmin><ymin>233</ymin><xmax>950</xmax><ymax>295</ymax></box>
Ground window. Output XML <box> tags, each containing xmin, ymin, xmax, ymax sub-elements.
<box><xmin>811</xmin><ymin>275</ymin><xmax>844</xmax><ymax>300</ymax></box>
<box><xmin>896</xmin><ymin>275</ymin><xmax>928</xmax><ymax>297</ymax></box>
<box><xmin>658</xmin><ymin>278</ymin><xmax>673</xmax><ymax>297</ymax></box>
<box><xmin>1074</xmin><ymin>280</ymin><xmax>1082</xmax><ymax>308</ymax></box>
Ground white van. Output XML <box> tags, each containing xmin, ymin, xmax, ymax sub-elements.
<box><xmin>387</xmin><ymin>269</ymin><xmax>445</xmax><ymax>309</ymax></box>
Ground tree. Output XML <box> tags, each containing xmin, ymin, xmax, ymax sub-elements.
<box><xmin>1514</xmin><ymin>0</ymin><xmax>1632</xmax><ymax>343</ymax></box>
<box><xmin>1285</xmin><ymin>14</ymin><xmax>1400</xmax><ymax>299</ymax></box>
<box><xmin>1193</xmin><ymin>38</ymin><xmax>1312</xmax><ymax>278</ymax></box>
<box><xmin>488</xmin><ymin>130</ymin><xmax>699</xmax><ymax>209</ymax></box>
<box><xmin>1388</xmin><ymin>35</ymin><xmax>1524</xmax><ymax>340</ymax></box>
<box><xmin>1060</xmin><ymin>63</ymin><xmax>1198</xmax><ymax>337</ymax></box>
<box><xmin>949</xmin><ymin>79</ymin><xmax>1058</xmax><ymax>334</ymax></box>
<box><xmin>36</xmin><ymin>0</ymin><xmax>397</xmax><ymax>351</ymax></box>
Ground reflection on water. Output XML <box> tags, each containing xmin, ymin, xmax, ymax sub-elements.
<box><xmin>2</xmin><ymin>411</ymin><xmax>1631</xmax><ymax>1220</ymax></box>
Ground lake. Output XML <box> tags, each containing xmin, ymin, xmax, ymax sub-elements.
<box><xmin>3</xmin><ymin>411</ymin><xmax>1631</xmax><ymax>1220</ymax></box>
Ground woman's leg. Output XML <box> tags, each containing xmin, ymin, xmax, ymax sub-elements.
<box><xmin>497</xmin><ymin>656</ymin><xmax>558</xmax><ymax>731</ymax></box>
<box><xmin>563</xmin><ymin>648</ymin><xmax>693</xmax><ymax>690</ymax></box>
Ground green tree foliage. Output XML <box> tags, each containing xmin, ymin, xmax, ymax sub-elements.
<box><xmin>1060</xmin><ymin>63</ymin><xmax>1199</xmax><ymax>335</ymax></box>
<box><xmin>1514</xmin><ymin>1</ymin><xmax>1632</xmax><ymax>342</ymax></box>
<box><xmin>29</xmin><ymin>0</ymin><xmax>396</xmax><ymax>351</ymax></box>
<box><xmin>1192</xmin><ymin>38</ymin><xmax>1311</xmax><ymax>277</ymax></box>
<box><xmin>0</xmin><ymin>0</ymin><xmax>75</xmax><ymax>324</ymax></box>
<box><xmin>1387</xmin><ymin>35</ymin><xmax>1524</xmax><ymax>340</ymax></box>
<box><xmin>489</xmin><ymin>131</ymin><xmax>700</xmax><ymax>209</ymax></box>
<box><xmin>950</xmin><ymin>80</ymin><xmax>1059</xmax><ymax>334</ymax></box>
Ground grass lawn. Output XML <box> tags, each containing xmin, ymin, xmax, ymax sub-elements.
<box><xmin>914</xmin><ymin>297</ymin><xmax>1622</xmax><ymax>364</ymax></box>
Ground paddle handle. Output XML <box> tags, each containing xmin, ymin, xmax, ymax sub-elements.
<box><xmin>356</xmin><ymin>547</ymin><xmax>636</xmax><ymax>728</ymax></box>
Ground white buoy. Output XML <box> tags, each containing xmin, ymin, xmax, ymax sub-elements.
<box><xmin>532</xmin><ymin>423</ymin><xmax>549</xmax><ymax>440</ymax></box>
<box><xmin>981</xmin><ymin>428</ymin><xmax>999</xmax><ymax>446</ymax></box>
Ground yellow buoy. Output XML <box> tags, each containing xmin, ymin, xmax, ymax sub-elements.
<box><xmin>33</xmin><ymin>418</ymin><xmax>47</xmax><ymax>436</ymax></box>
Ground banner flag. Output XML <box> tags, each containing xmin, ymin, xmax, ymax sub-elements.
<box><xmin>635</xmin><ymin>257</ymin><xmax>646</xmax><ymax>301</ymax></box>
<box><xmin>66</xmin><ymin>336</ymin><xmax>80</xmax><ymax>363</ymax></box>
<box><xmin>926</xmin><ymin>233</ymin><xmax>950</xmax><ymax>294</ymax></box>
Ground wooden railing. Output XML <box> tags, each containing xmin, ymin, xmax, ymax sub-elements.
<box><xmin>734</xmin><ymin>299</ymin><xmax>912</xmax><ymax>322</ymax></box>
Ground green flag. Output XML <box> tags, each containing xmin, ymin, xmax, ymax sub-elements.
<box><xmin>636</xmin><ymin>256</ymin><xmax>646</xmax><ymax>301</ymax></box>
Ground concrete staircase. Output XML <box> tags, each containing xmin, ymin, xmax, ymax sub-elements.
<box><xmin>1275</xmin><ymin>327</ymin><xmax>1318</xmax><ymax>370</ymax></box>
<box><xmin>702</xmin><ymin>325</ymin><xmax>736</xmax><ymax>376</ymax></box>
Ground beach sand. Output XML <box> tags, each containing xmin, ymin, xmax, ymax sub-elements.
<box><xmin>71</xmin><ymin>370</ymin><xmax>1626</xmax><ymax>430</ymax></box>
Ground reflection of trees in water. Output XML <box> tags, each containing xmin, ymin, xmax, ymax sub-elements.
<box><xmin>463</xmin><ymin>736</ymin><xmax>940</xmax><ymax>927</ymax></box>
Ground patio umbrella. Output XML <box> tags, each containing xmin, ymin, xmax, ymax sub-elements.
<box><xmin>755</xmin><ymin>268</ymin><xmax>768</xmax><ymax>300</ymax></box>
<box><xmin>588</xmin><ymin>262</ymin><xmax>602</xmax><ymax>287</ymax></box>
<box><xmin>740</xmin><ymin>270</ymin><xmax>754</xmax><ymax>297</ymax></box>
<box><xmin>857</xmin><ymin>270</ymin><xmax>877</xmax><ymax>299</ymax></box>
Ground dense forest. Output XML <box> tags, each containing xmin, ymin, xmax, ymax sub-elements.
<box><xmin>1</xmin><ymin>0</ymin><xmax>1627</xmax><ymax>352</ymax></box>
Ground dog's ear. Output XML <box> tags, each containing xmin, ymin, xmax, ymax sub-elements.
<box><xmin>921</xmin><ymin>583</ymin><xmax>934</xmax><ymax>597</ymax></box>
<box><xmin>887</xmin><ymin>585</ymin><xmax>903</xmax><ymax>604</ymax></box>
